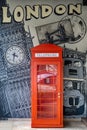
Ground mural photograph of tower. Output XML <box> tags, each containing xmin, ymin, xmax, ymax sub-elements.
<box><xmin>0</xmin><ymin>0</ymin><xmax>33</xmax><ymax>118</ymax></box>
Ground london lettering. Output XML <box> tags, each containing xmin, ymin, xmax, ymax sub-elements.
<box><xmin>2</xmin><ymin>4</ymin><xmax>82</xmax><ymax>23</ymax></box>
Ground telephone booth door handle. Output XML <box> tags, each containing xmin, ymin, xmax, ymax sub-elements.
<box><xmin>58</xmin><ymin>92</ymin><xmax>63</xmax><ymax>98</ymax></box>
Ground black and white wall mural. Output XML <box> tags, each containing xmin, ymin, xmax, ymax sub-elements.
<box><xmin>63</xmin><ymin>47</ymin><xmax>86</xmax><ymax>117</ymax></box>
<box><xmin>0</xmin><ymin>0</ymin><xmax>87</xmax><ymax>119</ymax></box>
<box><xmin>0</xmin><ymin>0</ymin><xmax>33</xmax><ymax>118</ymax></box>
<box><xmin>35</xmin><ymin>15</ymin><xmax>87</xmax><ymax>117</ymax></box>
<box><xmin>36</xmin><ymin>15</ymin><xmax>86</xmax><ymax>45</ymax></box>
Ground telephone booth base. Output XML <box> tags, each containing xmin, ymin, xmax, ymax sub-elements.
<box><xmin>32</xmin><ymin>124</ymin><xmax>63</xmax><ymax>128</ymax></box>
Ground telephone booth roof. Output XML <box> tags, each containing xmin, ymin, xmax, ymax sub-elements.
<box><xmin>31</xmin><ymin>43</ymin><xmax>63</xmax><ymax>60</ymax></box>
<box><xmin>31</xmin><ymin>43</ymin><xmax>63</xmax><ymax>52</ymax></box>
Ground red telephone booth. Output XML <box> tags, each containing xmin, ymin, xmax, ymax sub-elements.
<box><xmin>31</xmin><ymin>43</ymin><xmax>63</xmax><ymax>128</ymax></box>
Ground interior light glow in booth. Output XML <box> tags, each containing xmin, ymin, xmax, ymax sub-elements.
<box><xmin>31</xmin><ymin>43</ymin><xmax>63</xmax><ymax>128</ymax></box>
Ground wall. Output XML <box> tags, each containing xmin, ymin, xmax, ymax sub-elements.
<box><xmin>0</xmin><ymin>0</ymin><xmax>87</xmax><ymax>118</ymax></box>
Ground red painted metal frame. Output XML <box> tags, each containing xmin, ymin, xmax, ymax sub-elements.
<box><xmin>31</xmin><ymin>43</ymin><xmax>63</xmax><ymax>128</ymax></box>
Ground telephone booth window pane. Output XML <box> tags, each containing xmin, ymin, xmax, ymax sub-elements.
<box><xmin>37</xmin><ymin>64</ymin><xmax>58</xmax><ymax>118</ymax></box>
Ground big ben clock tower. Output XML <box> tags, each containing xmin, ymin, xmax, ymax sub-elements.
<box><xmin>0</xmin><ymin>0</ymin><xmax>33</xmax><ymax>118</ymax></box>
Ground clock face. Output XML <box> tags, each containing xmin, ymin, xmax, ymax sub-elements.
<box><xmin>6</xmin><ymin>46</ymin><xmax>24</xmax><ymax>65</ymax></box>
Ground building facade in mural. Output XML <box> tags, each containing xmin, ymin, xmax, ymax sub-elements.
<box><xmin>63</xmin><ymin>47</ymin><xmax>86</xmax><ymax>117</ymax></box>
<box><xmin>0</xmin><ymin>0</ymin><xmax>33</xmax><ymax>118</ymax></box>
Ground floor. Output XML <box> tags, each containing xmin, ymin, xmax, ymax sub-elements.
<box><xmin>0</xmin><ymin>118</ymin><xmax>87</xmax><ymax>130</ymax></box>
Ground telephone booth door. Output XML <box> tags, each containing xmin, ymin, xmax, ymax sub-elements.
<box><xmin>31</xmin><ymin>43</ymin><xmax>63</xmax><ymax>128</ymax></box>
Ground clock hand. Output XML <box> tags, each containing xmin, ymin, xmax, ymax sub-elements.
<box><xmin>12</xmin><ymin>53</ymin><xmax>18</xmax><ymax>61</ymax></box>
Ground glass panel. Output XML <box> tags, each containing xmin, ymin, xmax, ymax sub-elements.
<box><xmin>69</xmin><ymin>97</ymin><xmax>73</xmax><ymax>106</ymax></box>
<box><xmin>64</xmin><ymin>60</ymin><xmax>72</xmax><ymax>66</ymax></box>
<box><xmin>37</xmin><ymin>64</ymin><xmax>58</xmax><ymax>119</ymax></box>
<box><xmin>74</xmin><ymin>61</ymin><xmax>81</xmax><ymax>67</ymax></box>
<box><xmin>75</xmin><ymin>97</ymin><xmax>79</xmax><ymax>105</ymax></box>
<box><xmin>69</xmin><ymin>69</ymin><xmax>77</xmax><ymax>75</ymax></box>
